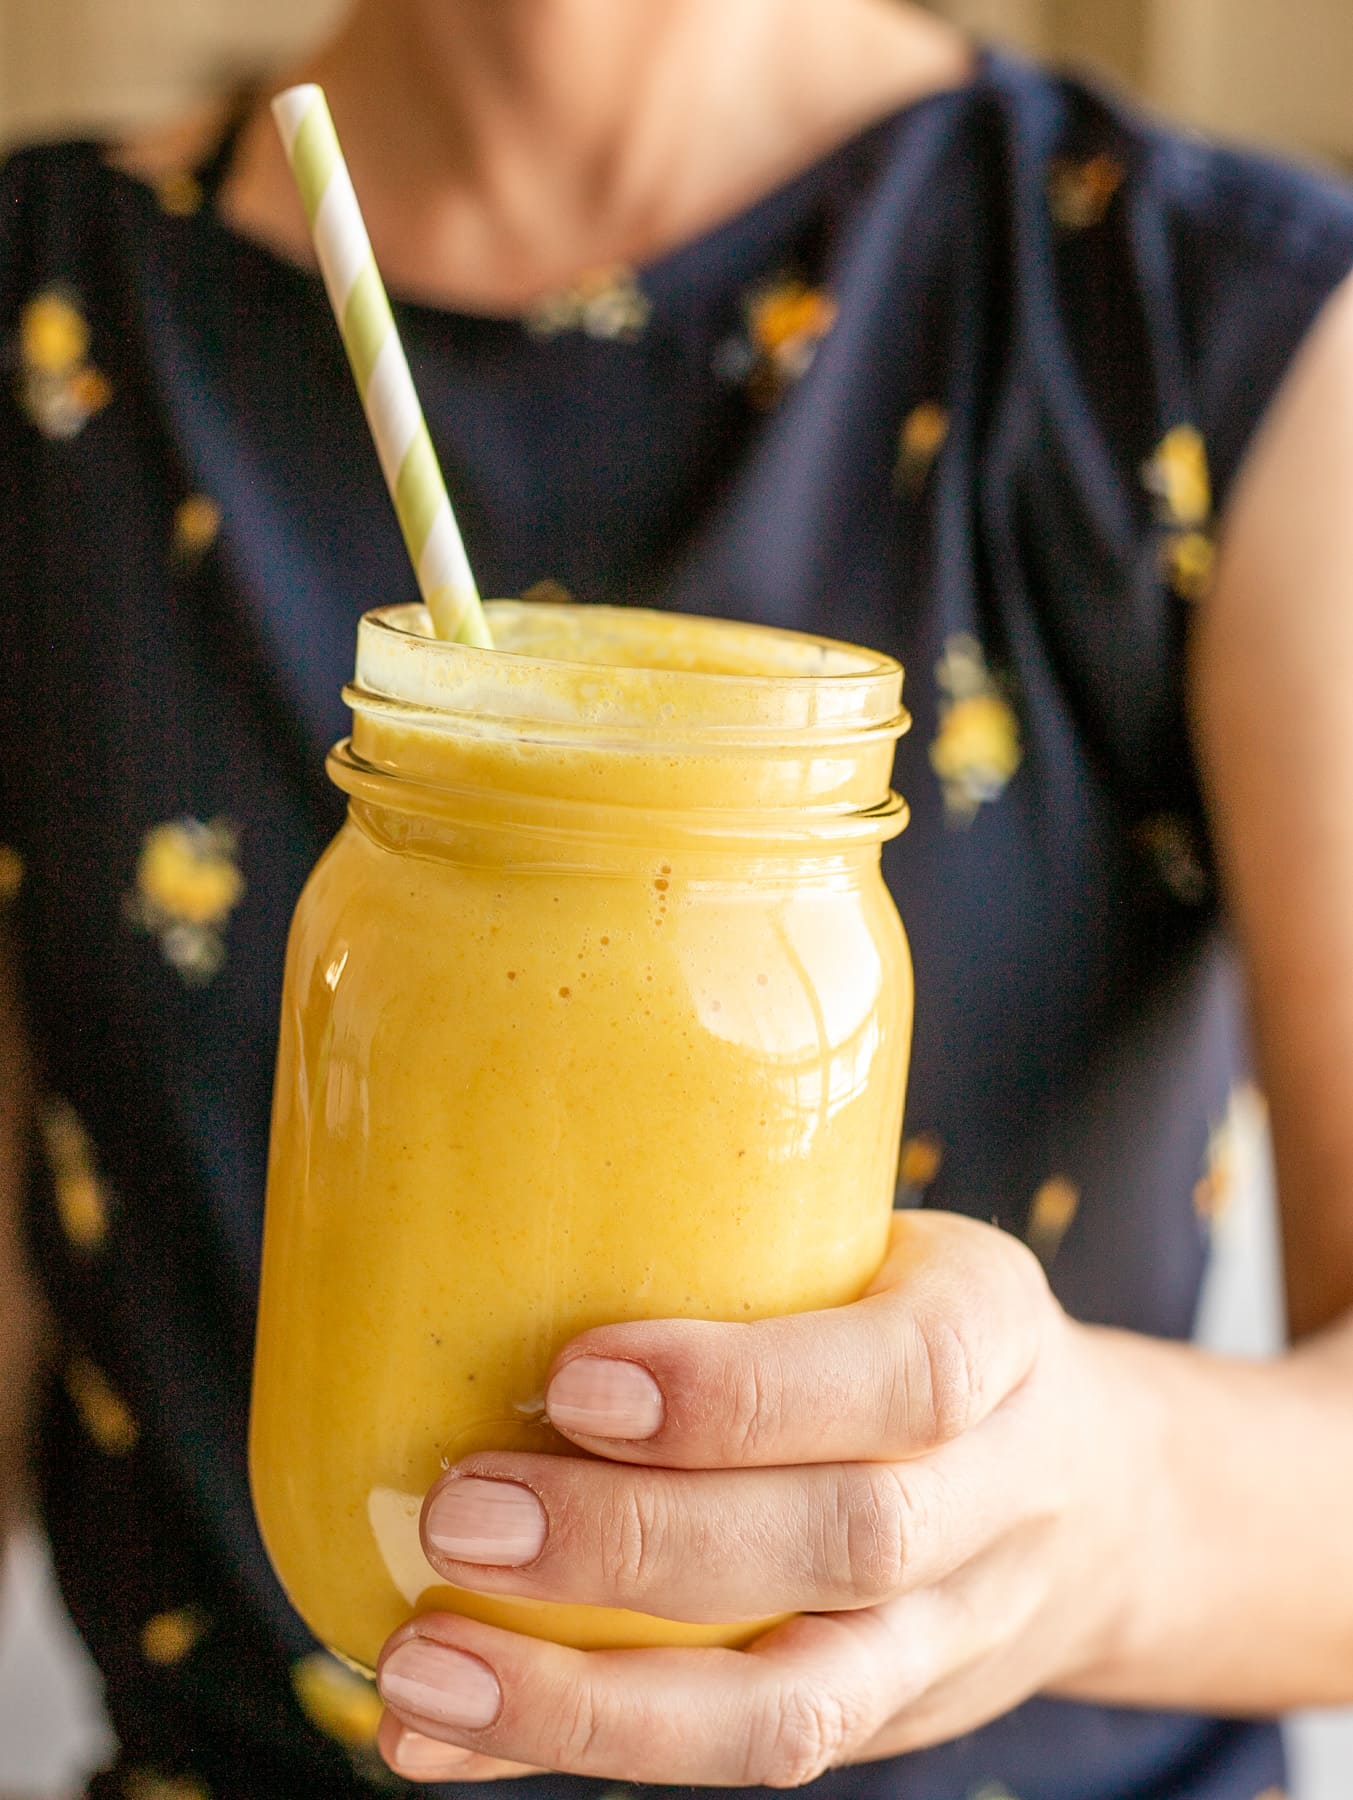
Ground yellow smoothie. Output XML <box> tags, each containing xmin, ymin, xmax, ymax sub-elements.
<box><xmin>250</xmin><ymin>601</ymin><xmax>912</xmax><ymax>1673</ymax></box>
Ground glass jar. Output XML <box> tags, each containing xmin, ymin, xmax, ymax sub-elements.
<box><xmin>249</xmin><ymin>599</ymin><xmax>912</xmax><ymax>1673</ymax></box>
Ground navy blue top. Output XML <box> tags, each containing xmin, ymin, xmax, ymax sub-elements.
<box><xmin>3</xmin><ymin>46</ymin><xmax>1353</xmax><ymax>1800</ymax></box>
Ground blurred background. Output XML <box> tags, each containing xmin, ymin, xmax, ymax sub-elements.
<box><xmin>2</xmin><ymin>0</ymin><xmax>1353</xmax><ymax>165</ymax></box>
<box><xmin>1</xmin><ymin>0</ymin><xmax>1351</xmax><ymax>1795</ymax></box>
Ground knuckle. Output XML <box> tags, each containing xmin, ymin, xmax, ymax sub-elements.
<box><xmin>909</xmin><ymin>1311</ymin><xmax>982</xmax><ymax>1445</ymax></box>
<box><xmin>726</xmin><ymin>1344</ymin><xmax>785</xmax><ymax>1461</ymax></box>
<box><xmin>831</xmin><ymin>1466</ymin><xmax>912</xmax><ymax>1606</ymax></box>
<box><xmin>595</xmin><ymin>1478</ymin><xmax>669</xmax><ymax>1596</ymax></box>
<box><xmin>550</xmin><ymin>1676</ymin><xmax>605</xmax><ymax>1767</ymax></box>
<box><xmin>752</xmin><ymin>1681</ymin><xmax>861</xmax><ymax>1789</ymax></box>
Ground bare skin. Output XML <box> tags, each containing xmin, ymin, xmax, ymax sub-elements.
<box><xmin>9</xmin><ymin>0</ymin><xmax>1353</xmax><ymax>1786</ymax></box>
<box><xmin>125</xmin><ymin>0</ymin><xmax>974</xmax><ymax>311</ymax></box>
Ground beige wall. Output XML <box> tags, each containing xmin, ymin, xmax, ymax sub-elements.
<box><xmin>934</xmin><ymin>0</ymin><xmax>1353</xmax><ymax>165</ymax></box>
<box><xmin>1</xmin><ymin>0</ymin><xmax>1352</xmax><ymax>165</ymax></box>
<box><xmin>1145</xmin><ymin>0</ymin><xmax>1353</xmax><ymax>166</ymax></box>
<box><xmin>0</xmin><ymin>0</ymin><xmax>339</xmax><ymax>143</ymax></box>
<box><xmin>933</xmin><ymin>0</ymin><xmax>1150</xmax><ymax>77</ymax></box>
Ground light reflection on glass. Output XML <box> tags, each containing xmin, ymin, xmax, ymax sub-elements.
<box><xmin>681</xmin><ymin>882</ymin><xmax>888</xmax><ymax>1162</ymax></box>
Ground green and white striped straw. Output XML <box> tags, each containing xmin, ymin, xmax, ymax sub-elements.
<box><xmin>271</xmin><ymin>84</ymin><xmax>492</xmax><ymax>648</ymax></box>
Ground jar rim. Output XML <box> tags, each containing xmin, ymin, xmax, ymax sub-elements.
<box><xmin>351</xmin><ymin>601</ymin><xmax>907</xmax><ymax>742</ymax></box>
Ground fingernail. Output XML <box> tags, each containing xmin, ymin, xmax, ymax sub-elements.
<box><xmin>391</xmin><ymin>1726</ymin><xmax>474</xmax><ymax>1775</ymax></box>
<box><xmin>379</xmin><ymin>1640</ymin><xmax>502</xmax><ymax>1731</ymax></box>
<box><xmin>426</xmin><ymin>1477</ymin><xmax>546</xmax><ymax>1567</ymax></box>
<box><xmin>546</xmin><ymin>1357</ymin><xmax>664</xmax><ymax>1439</ymax></box>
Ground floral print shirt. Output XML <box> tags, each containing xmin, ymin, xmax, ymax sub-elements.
<box><xmin>3</xmin><ymin>45</ymin><xmax>1352</xmax><ymax>1800</ymax></box>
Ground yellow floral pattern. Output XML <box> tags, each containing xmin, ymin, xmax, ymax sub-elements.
<box><xmin>123</xmin><ymin>1772</ymin><xmax>210</xmax><ymax>1800</ymax></box>
<box><xmin>22</xmin><ymin>289</ymin><xmax>89</xmax><ymax>372</ymax></box>
<box><xmin>0</xmin><ymin>843</ymin><xmax>23</xmax><ymax>906</ymax></box>
<box><xmin>896</xmin><ymin>1133</ymin><xmax>944</xmax><ymax>1205</ymax></box>
<box><xmin>1027</xmin><ymin>1176</ymin><xmax>1081</xmax><ymax>1265</ymax></box>
<box><xmin>172</xmin><ymin>494</ymin><xmax>222</xmax><ymax>567</ymax></box>
<box><xmin>66</xmin><ymin>1356</ymin><xmax>139</xmax><ymax>1456</ymax></box>
<box><xmin>40</xmin><ymin>1096</ymin><xmax>109</xmax><ymax>1250</ymax></box>
<box><xmin>140</xmin><ymin>1606</ymin><xmax>209</xmax><ymax>1667</ymax></box>
<box><xmin>155</xmin><ymin>171</ymin><xmax>205</xmax><ymax>218</ymax></box>
<box><xmin>930</xmin><ymin>635</ymin><xmax>1023</xmax><ymax>823</ymax></box>
<box><xmin>524</xmin><ymin>265</ymin><xmax>651</xmax><ymax>341</ymax></box>
<box><xmin>895</xmin><ymin>402</ymin><xmax>950</xmax><ymax>494</ymax></box>
<box><xmin>1194</xmin><ymin>1085</ymin><xmax>1266</xmax><ymax>1228</ymax></box>
<box><xmin>520</xmin><ymin>577</ymin><xmax>578</xmax><ymax>607</ymax></box>
<box><xmin>1144</xmin><ymin>425</ymin><xmax>1211</xmax><ymax>529</ymax></box>
<box><xmin>16</xmin><ymin>288</ymin><xmax>114</xmax><ymax>440</ymax></box>
<box><xmin>714</xmin><ymin>275</ymin><xmax>838</xmax><ymax>408</ymax></box>
<box><xmin>1047</xmin><ymin>153</ymin><xmax>1125</xmax><ymax>230</ymax></box>
<box><xmin>1136</xmin><ymin>812</ymin><xmax>1210</xmax><ymax>907</ymax></box>
<box><xmin>1163</xmin><ymin>529</ymin><xmax>1216</xmax><ymax>603</ymax></box>
<box><xmin>292</xmin><ymin>1653</ymin><xmax>385</xmax><ymax>1771</ymax></box>
<box><xmin>1143</xmin><ymin>424</ymin><xmax>1217</xmax><ymax>602</ymax></box>
<box><xmin>124</xmin><ymin>818</ymin><xmax>244</xmax><ymax>986</ymax></box>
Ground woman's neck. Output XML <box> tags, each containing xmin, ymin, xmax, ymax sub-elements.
<box><xmin>223</xmin><ymin>0</ymin><xmax>973</xmax><ymax>311</ymax></box>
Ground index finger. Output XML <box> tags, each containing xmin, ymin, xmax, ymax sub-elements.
<box><xmin>543</xmin><ymin>1211</ymin><xmax>1050</xmax><ymax>1469</ymax></box>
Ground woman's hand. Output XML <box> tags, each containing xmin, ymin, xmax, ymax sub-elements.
<box><xmin>374</xmin><ymin>1210</ymin><xmax>1153</xmax><ymax>1786</ymax></box>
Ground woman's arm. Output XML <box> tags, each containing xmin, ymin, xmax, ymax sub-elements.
<box><xmin>1194</xmin><ymin>268</ymin><xmax>1353</xmax><ymax>1344</ymax></box>
<box><xmin>1053</xmin><ymin>1320</ymin><xmax>1353</xmax><ymax>1713</ymax></box>
<box><xmin>1058</xmin><ymin>261</ymin><xmax>1353</xmax><ymax>1713</ymax></box>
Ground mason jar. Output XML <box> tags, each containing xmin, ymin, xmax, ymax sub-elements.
<box><xmin>250</xmin><ymin>599</ymin><xmax>912</xmax><ymax>1673</ymax></box>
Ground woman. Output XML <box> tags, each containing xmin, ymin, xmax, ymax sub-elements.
<box><xmin>2</xmin><ymin>0</ymin><xmax>1353</xmax><ymax>1794</ymax></box>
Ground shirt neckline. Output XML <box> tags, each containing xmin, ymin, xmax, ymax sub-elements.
<box><xmin>154</xmin><ymin>44</ymin><xmax>992</xmax><ymax>331</ymax></box>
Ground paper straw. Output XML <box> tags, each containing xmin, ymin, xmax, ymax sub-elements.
<box><xmin>271</xmin><ymin>84</ymin><xmax>492</xmax><ymax>648</ymax></box>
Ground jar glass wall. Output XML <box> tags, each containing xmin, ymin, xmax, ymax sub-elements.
<box><xmin>250</xmin><ymin>601</ymin><xmax>913</xmax><ymax>1672</ymax></box>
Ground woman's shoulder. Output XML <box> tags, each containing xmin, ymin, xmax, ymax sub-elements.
<box><xmin>1</xmin><ymin>104</ymin><xmax>234</xmax><ymax>289</ymax></box>
<box><xmin>4</xmin><ymin>103</ymin><xmax>235</xmax><ymax>216</ymax></box>
<box><xmin>942</xmin><ymin>48</ymin><xmax>1353</xmax><ymax>518</ymax></box>
<box><xmin>0</xmin><ymin>132</ymin><xmax>104</xmax><ymax>244</ymax></box>
<box><xmin>979</xmin><ymin>48</ymin><xmax>1353</xmax><ymax>288</ymax></box>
